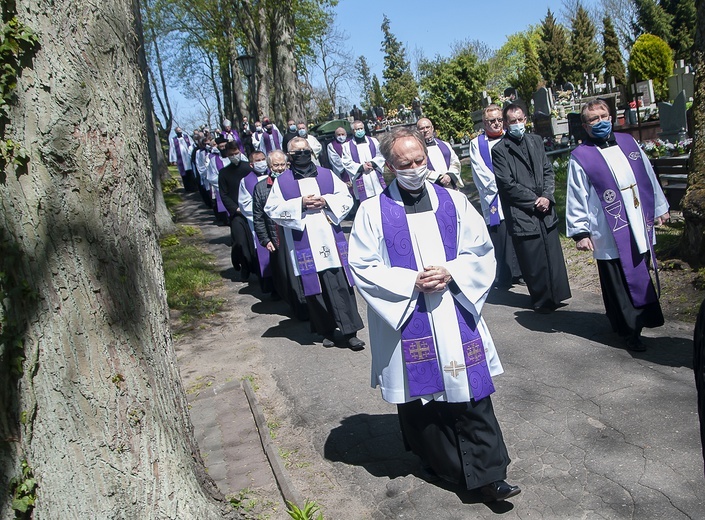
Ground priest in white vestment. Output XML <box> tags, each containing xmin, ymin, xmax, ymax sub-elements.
<box><xmin>566</xmin><ymin>99</ymin><xmax>669</xmax><ymax>352</ymax></box>
<box><xmin>416</xmin><ymin>117</ymin><xmax>463</xmax><ymax>189</ymax></box>
<box><xmin>341</xmin><ymin>120</ymin><xmax>386</xmax><ymax>201</ymax></box>
<box><xmin>469</xmin><ymin>105</ymin><xmax>522</xmax><ymax>288</ymax></box>
<box><xmin>348</xmin><ymin>126</ymin><xmax>520</xmax><ymax>501</ymax></box>
<box><xmin>265</xmin><ymin>137</ymin><xmax>365</xmax><ymax>350</ymax></box>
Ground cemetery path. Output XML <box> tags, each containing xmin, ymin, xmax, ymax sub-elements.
<box><xmin>174</xmin><ymin>190</ymin><xmax>704</xmax><ymax>520</ymax></box>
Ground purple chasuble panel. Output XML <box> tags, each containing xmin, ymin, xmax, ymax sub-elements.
<box><xmin>379</xmin><ymin>184</ymin><xmax>495</xmax><ymax>400</ymax></box>
<box><xmin>571</xmin><ymin>133</ymin><xmax>658</xmax><ymax>307</ymax></box>
<box><xmin>349</xmin><ymin>139</ymin><xmax>386</xmax><ymax>201</ymax></box>
<box><xmin>277</xmin><ymin>167</ymin><xmax>354</xmax><ymax>296</ymax></box>
<box><xmin>478</xmin><ymin>135</ymin><xmax>501</xmax><ymax>226</ymax></box>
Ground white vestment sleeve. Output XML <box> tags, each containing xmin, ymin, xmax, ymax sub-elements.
<box><xmin>238</xmin><ymin>177</ymin><xmax>254</xmax><ymax>222</ymax></box>
<box><xmin>370</xmin><ymin>137</ymin><xmax>386</xmax><ymax>171</ymax></box>
<box><xmin>320</xmin><ymin>173</ymin><xmax>354</xmax><ymax>224</ymax></box>
<box><xmin>168</xmin><ymin>140</ymin><xmax>177</xmax><ymax>163</ymax></box>
<box><xmin>341</xmin><ymin>141</ymin><xmax>364</xmax><ymax>179</ymax></box>
<box><xmin>566</xmin><ymin>157</ymin><xmax>592</xmax><ymax>239</ymax></box>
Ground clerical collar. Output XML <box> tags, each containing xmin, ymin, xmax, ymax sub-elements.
<box><xmin>398</xmin><ymin>185</ymin><xmax>432</xmax><ymax>213</ymax></box>
<box><xmin>354</xmin><ymin>136</ymin><xmax>367</xmax><ymax>143</ymax></box>
<box><xmin>588</xmin><ymin>133</ymin><xmax>617</xmax><ymax>149</ymax></box>
<box><xmin>292</xmin><ymin>162</ymin><xmax>318</xmax><ymax>178</ymax></box>
<box><xmin>425</xmin><ymin>139</ymin><xmax>436</xmax><ymax>147</ymax></box>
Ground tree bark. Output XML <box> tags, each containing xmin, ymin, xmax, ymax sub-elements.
<box><xmin>681</xmin><ymin>0</ymin><xmax>705</xmax><ymax>267</ymax></box>
<box><xmin>270</xmin><ymin>3</ymin><xmax>305</xmax><ymax>124</ymax></box>
<box><xmin>0</xmin><ymin>0</ymin><xmax>232</xmax><ymax>517</ymax></box>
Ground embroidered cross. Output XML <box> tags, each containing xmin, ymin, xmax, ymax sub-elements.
<box><xmin>443</xmin><ymin>360</ymin><xmax>466</xmax><ymax>378</ymax></box>
<box><xmin>319</xmin><ymin>245</ymin><xmax>331</xmax><ymax>258</ymax></box>
<box><xmin>465</xmin><ymin>343</ymin><xmax>483</xmax><ymax>364</ymax></box>
<box><xmin>490</xmin><ymin>206</ymin><xmax>497</xmax><ymax>214</ymax></box>
<box><xmin>281</xmin><ymin>211</ymin><xmax>292</xmax><ymax>219</ymax></box>
<box><xmin>408</xmin><ymin>339</ymin><xmax>431</xmax><ymax>360</ymax></box>
<box><xmin>299</xmin><ymin>252</ymin><xmax>315</xmax><ymax>271</ymax></box>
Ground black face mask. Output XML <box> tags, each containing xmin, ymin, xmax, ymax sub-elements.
<box><xmin>176</xmin><ymin>132</ymin><xmax>183</xmax><ymax>138</ymax></box>
<box><xmin>289</xmin><ymin>149</ymin><xmax>313</xmax><ymax>168</ymax></box>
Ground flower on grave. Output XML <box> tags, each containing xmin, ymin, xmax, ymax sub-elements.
<box><xmin>629</xmin><ymin>100</ymin><xmax>644</xmax><ymax>109</ymax></box>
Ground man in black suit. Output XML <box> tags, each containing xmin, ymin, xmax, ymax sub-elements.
<box><xmin>491</xmin><ymin>104</ymin><xmax>571</xmax><ymax>313</ymax></box>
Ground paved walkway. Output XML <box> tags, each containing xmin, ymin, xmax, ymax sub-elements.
<box><xmin>177</xmin><ymin>192</ymin><xmax>704</xmax><ymax>519</ymax></box>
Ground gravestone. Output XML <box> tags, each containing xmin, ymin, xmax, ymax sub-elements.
<box><xmin>668</xmin><ymin>60</ymin><xmax>695</xmax><ymax>102</ymax></box>
<box><xmin>532</xmin><ymin>87</ymin><xmax>553</xmax><ymax>117</ymax></box>
<box><xmin>658</xmin><ymin>90</ymin><xmax>688</xmax><ymax>143</ymax></box>
<box><xmin>481</xmin><ymin>91</ymin><xmax>492</xmax><ymax>108</ymax></box>
<box><xmin>631</xmin><ymin>80</ymin><xmax>655</xmax><ymax>107</ymax></box>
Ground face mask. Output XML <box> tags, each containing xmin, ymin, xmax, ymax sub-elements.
<box><xmin>590</xmin><ymin>120</ymin><xmax>612</xmax><ymax>139</ymax></box>
<box><xmin>289</xmin><ymin>125</ymin><xmax>297</xmax><ymax>132</ymax></box>
<box><xmin>335</xmin><ymin>135</ymin><xmax>347</xmax><ymax>143</ymax></box>
<box><xmin>508</xmin><ymin>123</ymin><xmax>525</xmax><ymax>140</ymax></box>
<box><xmin>175</xmin><ymin>132</ymin><xmax>183</xmax><ymax>138</ymax></box>
<box><xmin>394</xmin><ymin>165</ymin><xmax>427</xmax><ymax>191</ymax></box>
<box><xmin>297</xmin><ymin>128</ymin><xmax>307</xmax><ymax>137</ymax></box>
<box><xmin>354</xmin><ymin>129</ymin><xmax>366</xmax><ymax>139</ymax></box>
<box><xmin>289</xmin><ymin>149</ymin><xmax>313</xmax><ymax>168</ymax></box>
<box><xmin>219</xmin><ymin>148</ymin><xmax>228</xmax><ymax>158</ymax></box>
<box><xmin>256</xmin><ymin>126</ymin><xmax>262</xmax><ymax>133</ymax></box>
<box><xmin>271</xmin><ymin>169</ymin><xmax>284</xmax><ymax>178</ymax></box>
<box><xmin>229</xmin><ymin>156</ymin><xmax>241</xmax><ymax>165</ymax></box>
<box><xmin>266</xmin><ymin>126</ymin><xmax>273</xmax><ymax>133</ymax></box>
<box><xmin>253</xmin><ymin>160</ymin><xmax>268</xmax><ymax>174</ymax></box>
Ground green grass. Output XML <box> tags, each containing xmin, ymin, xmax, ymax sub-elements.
<box><xmin>160</xmin><ymin>171</ymin><xmax>225</xmax><ymax>326</ymax></box>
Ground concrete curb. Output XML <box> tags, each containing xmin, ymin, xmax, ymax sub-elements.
<box><xmin>242</xmin><ymin>378</ymin><xmax>305</xmax><ymax>509</ymax></box>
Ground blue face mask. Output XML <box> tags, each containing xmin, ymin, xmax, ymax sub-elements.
<box><xmin>590</xmin><ymin>120</ymin><xmax>612</xmax><ymax>139</ymax></box>
<box><xmin>289</xmin><ymin>125</ymin><xmax>297</xmax><ymax>132</ymax></box>
<box><xmin>508</xmin><ymin>123</ymin><xmax>525</xmax><ymax>140</ymax></box>
<box><xmin>297</xmin><ymin>128</ymin><xmax>307</xmax><ymax>137</ymax></box>
<box><xmin>354</xmin><ymin>129</ymin><xmax>366</xmax><ymax>139</ymax></box>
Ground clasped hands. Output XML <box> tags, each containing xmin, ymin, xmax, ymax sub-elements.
<box><xmin>534</xmin><ymin>196</ymin><xmax>551</xmax><ymax>213</ymax></box>
<box><xmin>415</xmin><ymin>265</ymin><xmax>452</xmax><ymax>293</ymax></box>
<box><xmin>302</xmin><ymin>194</ymin><xmax>327</xmax><ymax>211</ymax></box>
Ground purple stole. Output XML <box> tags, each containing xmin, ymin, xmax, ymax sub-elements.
<box><xmin>211</xmin><ymin>154</ymin><xmax>229</xmax><ymax>215</ymax></box>
<box><xmin>477</xmin><ymin>135</ymin><xmax>501</xmax><ymax>226</ymax></box>
<box><xmin>244</xmin><ymin>172</ymin><xmax>272</xmax><ymax>278</ymax></box>
<box><xmin>262</xmin><ymin>130</ymin><xmax>281</xmax><ymax>153</ymax></box>
<box><xmin>276</xmin><ymin>167</ymin><xmax>355</xmax><ymax>296</ymax></box>
<box><xmin>173</xmin><ymin>135</ymin><xmax>191</xmax><ymax>176</ymax></box>
<box><xmin>426</xmin><ymin>138</ymin><xmax>452</xmax><ymax>172</ymax></box>
<box><xmin>223</xmin><ymin>129</ymin><xmax>243</xmax><ymax>149</ymax></box>
<box><xmin>379</xmin><ymin>184</ymin><xmax>495</xmax><ymax>400</ymax></box>
<box><xmin>571</xmin><ymin>133</ymin><xmax>658</xmax><ymax>307</ymax></box>
<box><xmin>349</xmin><ymin>138</ymin><xmax>387</xmax><ymax>201</ymax></box>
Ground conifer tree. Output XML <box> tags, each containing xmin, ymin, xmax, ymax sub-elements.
<box><xmin>632</xmin><ymin>0</ymin><xmax>674</xmax><ymax>42</ymax></box>
<box><xmin>516</xmin><ymin>37</ymin><xmax>542</xmax><ymax>108</ymax></box>
<box><xmin>355</xmin><ymin>56</ymin><xmax>373</xmax><ymax>110</ymax></box>
<box><xmin>603</xmin><ymin>15</ymin><xmax>627</xmax><ymax>85</ymax></box>
<box><xmin>538</xmin><ymin>9</ymin><xmax>569</xmax><ymax>89</ymax></box>
<box><xmin>380</xmin><ymin>15</ymin><xmax>418</xmax><ymax>111</ymax></box>
<box><xmin>663</xmin><ymin>0</ymin><xmax>696</xmax><ymax>61</ymax></box>
<box><xmin>568</xmin><ymin>3</ymin><xmax>603</xmax><ymax>84</ymax></box>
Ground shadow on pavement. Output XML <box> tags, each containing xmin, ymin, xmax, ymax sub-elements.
<box><xmin>486</xmin><ymin>288</ymin><xmax>530</xmax><ymax>309</ymax></box>
<box><xmin>324</xmin><ymin>413</ymin><xmax>519</xmax><ymax>511</ymax></box>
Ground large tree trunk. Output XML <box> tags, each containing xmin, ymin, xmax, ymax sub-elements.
<box><xmin>0</xmin><ymin>0</ymin><xmax>232</xmax><ymax>517</ymax></box>
<box><xmin>237</xmin><ymin>0</ymin><xmax>271</xmax><ymax>121</ymax></box>
<box><xmin>681</xmin><ymin>0</ymin><xmax>705</xmax><ymax>267</ymax></box>
<box><xmin>270</xmin><ymin>3</ymin><xmax>305</xmax><ymax>124</ymax></box>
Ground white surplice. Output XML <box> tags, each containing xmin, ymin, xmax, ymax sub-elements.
<box><xmin>469</xmin><ymin>134</ymin><xmax>506</xmax><ymax>225</ymax></box>
<box><xmin>348</xmin><ymin>181</ymin><xmax>503</xmax><ymax>404</ymax></box>
<box><xmin>426</xmin><ymin>139</ymin><xmax>463</xmax><ymax>188</ymax></box>
<box><xmin>341</xmin><ymin>137</ymin><xmax>386</xmax><ymax>200</ymax></box>
<box><xmin>264</xmin><ymin>170</ymin><xmax>354</xmax><ymax>275</ymax></box>
<box><xmin>566</xmin><ymin>143</ymin><xmax>668</xmax><ymax>260</ymax></box>
<box><xmin>239</xmin><ymin>172</ymin><xmax>270</xmax><ymax>245</ymax></box>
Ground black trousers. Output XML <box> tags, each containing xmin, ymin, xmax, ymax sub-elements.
<box><xmin>488</xmin><ymin>220</ymin><xmax>521</xmax><ymax>287</ymax></box>
<box><xmin>305</xmin><ymin>268</ymin><xmax>363</xmax><ymax>336</ymax></box>
<box><xmin>596</xmin><ymin>258</ymin><xmax>664</xmax><ymax>337</ymax></box>
<box><xmin>397</xmin><ymin>396</ymin><xmax>510</xmax><ymax>490</ymax></box>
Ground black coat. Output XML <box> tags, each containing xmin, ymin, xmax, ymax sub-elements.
<box><xmin>252</xmin><ymin>177</ymin><xmax>279</xmax><ymax>247</ymax></box>
<box><xmin>218</xmin><ymin>161</ymin><xmax>253</xmax><ymax>218</ymax></box>
<box><xmin>491</xmin><ymin>132</ymin><xmax>558</xmax><ymax>237</ymax></box>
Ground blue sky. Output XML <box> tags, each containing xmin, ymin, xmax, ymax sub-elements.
<box><xmin>333</xmin><ymin>0</ymin><xmax>596</xmax><ymax>80</ymax></box>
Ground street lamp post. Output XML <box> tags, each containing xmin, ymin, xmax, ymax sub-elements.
<box><xmin>236</xmin><ymin>54</ymin><xmax>257</xmax><ymax>121</ymax></box>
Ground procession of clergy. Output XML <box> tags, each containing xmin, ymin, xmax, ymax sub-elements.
<box><xmin>169</xmin><ymin>100</ymin><xmax>669</xmax><ymax>502</ymax></box>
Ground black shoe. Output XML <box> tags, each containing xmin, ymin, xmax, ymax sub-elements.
<box><xmin>321</xmin><ymin>334</ymin><xmax>336</xmax><ymax>348</ymax></box>
<box><xmin>346</xmin><ymin>335</ymin><xmax>365</xmax><ymax>351</ymax></box>
<box><xmin>480</xmin><ymin>480</ymin><xmax>521</xmax><ymax>501</ymax></box>
<box><xmin>626</xmin><ymin>335</ymin><xmax>646</xmax><ymax>352</ymax></box>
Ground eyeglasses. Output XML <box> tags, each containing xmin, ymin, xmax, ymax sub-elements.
<box><xmin>586</xmin><ymin>114</ymin><xmax>611</xmax><ymax>125</ymax></box>
<box><xmin>485</xmin><ymin>118</ymin><xmax>503</xmax><ymax>125</ymax></box>
<box><xmin>290</xmin><ymin>149</ymin><xmax>312</xmax><ymax>156</ymax></box>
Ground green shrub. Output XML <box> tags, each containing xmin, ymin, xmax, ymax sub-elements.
<box><xmin>628</xmin><ymin>34</ymin><xmax>673</xmax><ymax>102</ymax></box>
